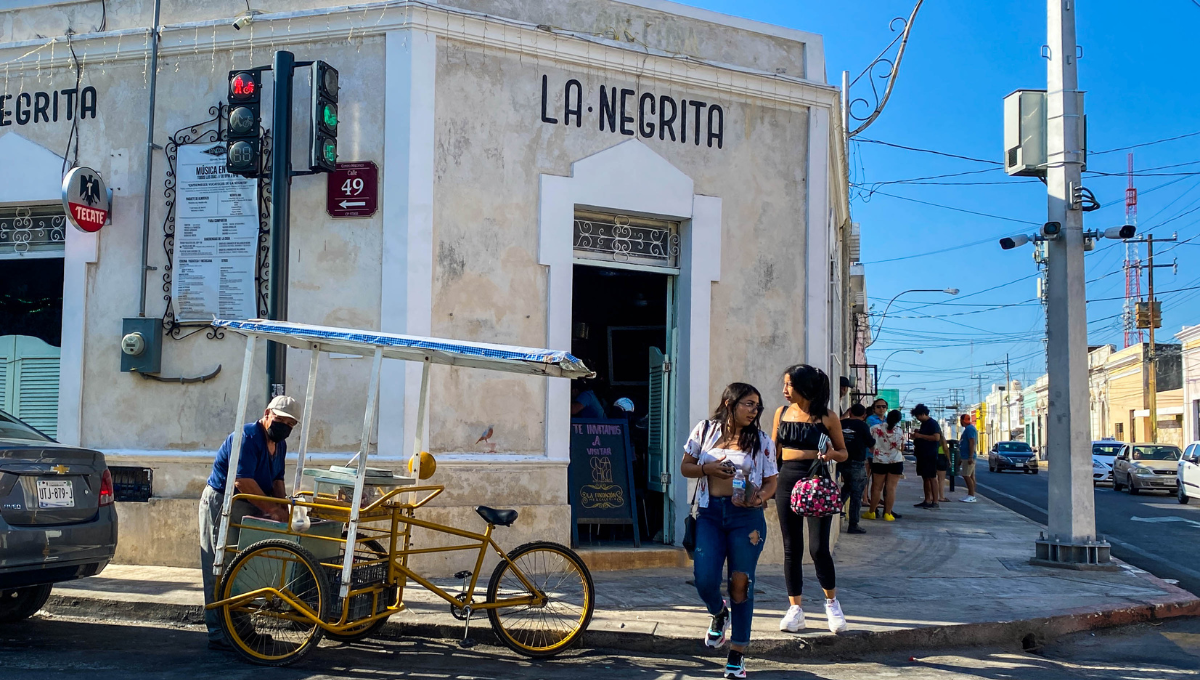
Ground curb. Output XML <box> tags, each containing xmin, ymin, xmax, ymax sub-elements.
<box><xmin>46</xmin><ymin>587</ymin><xmax>1200</xmax><ymax>662</ymax></box>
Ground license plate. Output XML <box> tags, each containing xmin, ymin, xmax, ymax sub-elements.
<box><xmin>36</xmin><ymin>480</ymin><xmax>74</xmax><ymax>508</ymax></box>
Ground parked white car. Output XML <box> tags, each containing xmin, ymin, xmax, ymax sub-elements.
<box><xmin>1179</xmin><ymin>441</ymin><xmax>1200</xmax><ymax>504</ymax></box>
<box><xmin>1091</xmin><ymin>439</ymin><xmax>1124</xmax><ymax>486</ymax></box>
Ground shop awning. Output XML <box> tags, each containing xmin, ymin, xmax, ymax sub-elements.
<box><xmin>213</xmin><ymin>319</ymin><xmax>593</xmax><ymax>379</ymax></box>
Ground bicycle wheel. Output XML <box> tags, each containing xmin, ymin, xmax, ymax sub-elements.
<box><xmin>218</xmin><ymin>539</ymin><xmax>329</xmax><ymax>666</ymax></box>
<box><xmin>326</xmin><ymin>540</ymin><xmax>393</xmax><ymax>643</ymax></box>
<box><xmin>485</xmin><ymin>541</ymin><xmax>594</xmax><ymax>657</ymax></box>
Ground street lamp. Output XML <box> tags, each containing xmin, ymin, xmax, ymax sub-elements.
<box><xmin>877</xmin><ymin>348</ymin><xmax>924</xmax><ymax>376</ymax></box>
<box><xmin>902</xmin><ymin>387</ymin><xmax>927</xmax><ymax>407</ymax></box>
<box><xmin>867</xmin><ymin>288</ymin><xmax>959</xmax><ymax>347</ymax></box>
<box><xmin>881</xmin><ymin>374</ymin><xmax>901</xmax><ymax>387</ymax></box>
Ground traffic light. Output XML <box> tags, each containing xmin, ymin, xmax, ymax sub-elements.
<box><xmin>310</xmin><ymin>61</ymin><xmax>339</xmax><ymax>172</ymax></box>
<box><xmin>226</xmin><ymin>70</ymin><xmax>262</xmax><ymax>176</ymax></box>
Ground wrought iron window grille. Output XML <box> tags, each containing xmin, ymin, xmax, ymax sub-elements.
<box><xmin>573</xmin><ymin>211</ymin><xmax>680</xmax><ymax>270</ymax></box>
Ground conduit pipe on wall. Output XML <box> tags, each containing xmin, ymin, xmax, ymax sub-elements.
<box><xmin>137</xmin><ymin>0</ymin><xmax>162</xmax><ymax>317</ymax></box>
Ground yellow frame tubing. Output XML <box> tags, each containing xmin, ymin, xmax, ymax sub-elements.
<box><xmin>211</xmin><ymin>484</ymin><xmax>548</xmax><ymax>633</ymax></box>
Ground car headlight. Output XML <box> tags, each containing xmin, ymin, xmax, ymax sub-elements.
<box><xmin>1134</xmin><ymin>465</ymin><xmax>1157</xmax><ymax>475</ymax></box>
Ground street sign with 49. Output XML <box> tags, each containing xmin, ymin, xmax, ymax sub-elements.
<box><xmin>326</xmin><ymin>161</ymin><xmax>378</xmax><ymax>218</ymax></box>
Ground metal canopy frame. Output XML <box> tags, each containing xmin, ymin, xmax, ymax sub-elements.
<box><xmin>210</xmin><ymin>319</ymin><xmax>592</xmax><ymax>598</ymax></box>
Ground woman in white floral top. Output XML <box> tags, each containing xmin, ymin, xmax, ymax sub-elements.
<box><xmin>865</xmin><ymin>409</ymin><xmax>905</xmax><ymax>521</ymax></box>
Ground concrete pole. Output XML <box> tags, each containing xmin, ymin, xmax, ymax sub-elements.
<box><xmin>1147</xmin><ymin>235</ymin><xmax>1158</xmax><ymax>443</ymax></box>
<box><xmin>1038</xmin><ymin>0</ymin><xmax>1108</xmax><ymax>566</ymax></box>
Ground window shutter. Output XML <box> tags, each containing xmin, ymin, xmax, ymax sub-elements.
<box><xmin>15</xmin><ymin>357</ymin><xmax>59</xmax><ymax>438</ymax></box>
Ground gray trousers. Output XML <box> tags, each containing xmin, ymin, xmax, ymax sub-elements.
<box><xmin>198</xmin><ymin>485</ymin><xmax>254</xmax><ymax>640</ymax></box>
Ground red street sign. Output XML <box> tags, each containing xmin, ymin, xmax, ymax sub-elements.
<box><xmin>326</xmin><ymin>161</ymin><xmax>378</xmax><ymax>218</ymax></box>
<box><xmin>62</xmin><ymin>166</ymin><xmax>109</xmax><ymax>233</ymax></box>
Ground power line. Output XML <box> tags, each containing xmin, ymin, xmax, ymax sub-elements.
<box><xmin>857</xmin><ymin>188</ymin><xmax>1042</xmax><ymax>225</ymax></box>
<box><xmin>855</xmin><ymin>138</ymin><xmax>1000</xmax><ymax>164</ymax></box>
<box><xmin>1091</xmin><ymin>129</ymin><xmax>1200</xmax><ymax>156</ymax></box>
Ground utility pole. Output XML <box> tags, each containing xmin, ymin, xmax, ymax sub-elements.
<box><xmin>988</xmin><ymin>354</ymin><xmax>1011</xmax><ymax>440</ymax></box>
<box><xmin>266</xmin><ymin>51</ymin><xmax>296</xmax><ymax>399</ymax></box>
<box><xmin>1038</xmin><ymin>0</ymin><xmax>1110</xmax><ymax>568</ymax></box>
<box><xmin>1128</xmin><ymin>233</ymin><xmax>1176</xmax><ymax>442</ymax></box>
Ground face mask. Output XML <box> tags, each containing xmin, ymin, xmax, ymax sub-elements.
<box><xmin>267</xmin><ymin>421</ymin><xmax>293</xmax><ymax>442</ymax></box>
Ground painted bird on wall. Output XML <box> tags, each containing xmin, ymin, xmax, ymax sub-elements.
<box><xmin>476</xmin><ymin>425</ymin><xmax>495</xmax><ymax>453</ymax></box>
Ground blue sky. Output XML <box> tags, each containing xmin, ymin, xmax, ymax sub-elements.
<box><xmin>683</xmin><ymin>0</ymin><xmax>1200</xmax><ymax>410</ymax></box>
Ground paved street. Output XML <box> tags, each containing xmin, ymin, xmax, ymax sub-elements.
<box><xmin>974</xmin><ymin>470</ymin><xmax>1200</xmax><ymax>595</ymax></box>
<box><xmin>1</xmin><ymin>612</ymin><xmax>1198</xmax><ymax>679</ymax></box>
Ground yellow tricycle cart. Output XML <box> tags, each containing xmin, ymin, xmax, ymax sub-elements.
<box><xmin>206</xmin><ymin>319</ymin><xmax>595</xmax><ymax>666</ymax></box>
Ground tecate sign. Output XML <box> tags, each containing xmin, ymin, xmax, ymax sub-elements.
<box><xmin>62</xmin><ymin>166</ymin><xmax>109</xmax><ymax>233</ymax></box>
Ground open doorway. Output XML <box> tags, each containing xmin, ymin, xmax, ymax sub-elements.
<box><xmin>571</xmin><ymin>264</ymin><xmax>673</xmax><ymax>545</ymax></box>
<box><xmin>0</xmin><ymin>206</ymin><xmax>66</xmax><ymax>438</ymax></box>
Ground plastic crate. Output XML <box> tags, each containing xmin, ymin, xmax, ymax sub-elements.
<box><xmin>109</xmin><ymin>466</ymin><xmax>153</xmax><ymax>502</ymax></box>
<box><xmin>325</xmin><ymin>560</ymin><xmax>391</xmax><ymax>620</ymax></box>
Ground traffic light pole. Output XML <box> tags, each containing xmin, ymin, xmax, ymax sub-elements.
<box><xmin>1037</xmin><ymin>0</ymin><xmax>1111</xmax><ymax>568</ymax></box>
<box><xmin>266</xmin><ymin>50</ymin><xmax>295</xmax><ymax>399</ymax></box>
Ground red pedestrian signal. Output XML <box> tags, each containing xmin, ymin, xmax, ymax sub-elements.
<box><xmin>226</xmin><ymin>69</ymin><xmax>263</xmax><ymax>176</ymax></box>
<box><xmin>230</xmin><ymin>72</ymin><xmax>258</xmax><ymax>100</ymax></box>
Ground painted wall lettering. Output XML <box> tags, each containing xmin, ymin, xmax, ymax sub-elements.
<box><xmin>0</xmin><ymin>86</ymin><xmax>98</xmax><ymax>127</ymax></box>
<box><xmin>541</xmin><ymin>75</ymin><xmax>723</xmax><ymax>149</ymax></box>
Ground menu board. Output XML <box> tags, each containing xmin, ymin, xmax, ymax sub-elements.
<box><xmin>170</xmin><ymin>143</ymin><xmax>260</xmax><ymax>322</ymax></box>
<box><xmin>568</xmin><ymin>418</ymin><xmax>639</xmax><ymax>546</ymax></box>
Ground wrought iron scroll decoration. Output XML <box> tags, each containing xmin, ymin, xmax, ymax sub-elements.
<box><xmin>573</xmin><ymin>214</ymin><xmax>680</xmax><ymax>269</ymax></box>
<box><xmin>0</xmin><ymin>207</ymin><xmax>66</xmax><ymax>255</ymax></box>
<box><xmin>847</xmin><ymin>0</ymin><xmax>924</xmax><ymax>139</ymax></box>
<box><xmin>160</xmin><ymin>104</ymin><xmax>272</xmax><ymax>340</ymax></box>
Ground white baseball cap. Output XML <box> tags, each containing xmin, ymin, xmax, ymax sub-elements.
<box><xmin>267</xmin><ymin>395</ymin><xmax>300</xmax><ymax>421</ymax></box>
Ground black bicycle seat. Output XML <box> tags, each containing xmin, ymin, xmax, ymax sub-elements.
<box><xmin>475</xmin><ymin>506</ymin><xmax>518</xmax><ymax>527</ymax></box>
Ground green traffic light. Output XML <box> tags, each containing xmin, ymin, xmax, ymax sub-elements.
<box><xmin>323</xmin><ymin>139</ymin><xmax>337</xmax><ymax>164</ymax></box>
<box><xmin>323</xmin><ymin>103</ymin><xmax>338</xmax><ymax>130</ymax></box>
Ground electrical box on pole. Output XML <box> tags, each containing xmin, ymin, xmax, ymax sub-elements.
<box><xmin>1003</xmin><ymin>89</ymin><xmax>1087</xmax><ymax>177</ymax></box>
<box><xmin>310</xmin><ymin>61</ymin><xmax>339</xmax><ymax>172</ymax></box>
<box><xmin>226</xmin><ymin>70</ymin><xmax>263</xmax><ymax>176</ymax></box>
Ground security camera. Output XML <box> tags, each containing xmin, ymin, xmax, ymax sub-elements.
<box><xmin>1041</xmin><ymin>221</ymin><xmax>1062</xmax><ymax>240</ymax></box>
<box><xmin>1000</xmin><ymin>234</ymin><xmax>1031</xmax><ymax>250</ymax></box>
<box><xmin>232</xmin><ymin>10</ymin><xmax>260</xmax><ymax>30</ymax></box>
<box><xmin>1103</xmin><ymin>224</ymin><xmax>1136</xmax><ymax>240</ymax></box>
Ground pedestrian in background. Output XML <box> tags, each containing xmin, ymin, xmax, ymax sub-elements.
<box><xmin>839</xmin><ymin>403</ymin><xmax>874</xmax><ymax>535</ymax></box>
<box><xmin>910</xmin><ymin>404</ymin><xmax>942</xmax><ymax>509</ymax></box>
<box><xmin>958</xmin><ymin>414</ymin><xmax>979</xmax><ymax>503</ymax></box>
<box><xmin>864</xmin><ymin>398</ymin><xmax>887</xmax><ymax>505</ymax></box>
<box><xmin>864</xmin><ymin>409</ymin><xmax>905</xmax><ymax>521</ymax></box>
<box><xmin>936</xmin><ymin>430</ymin><xmax>951</xmax><ymax>503</ymax></box>
<box><xmin>773</xmin><ymin>365</ymin><xmax>850</xmax><ymax>634</ymax></box>
<box><xmin>681</xmin><ymin>383</ymin><xmax>778</xmax><ymax>680</ymax></box>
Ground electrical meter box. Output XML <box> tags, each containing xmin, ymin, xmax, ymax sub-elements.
<box><xmin>1003</xmin><ymin>89</ymin><xmax>1087</xmax><ymax>177</ymax></box>
<box><xmin>120</xmin><ymin>317</ymin><xmax>161</xmax><ymax>374</ymax></box>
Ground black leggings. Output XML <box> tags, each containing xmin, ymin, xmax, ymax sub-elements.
<box><xmin>776</xmin><ymin>459</ymin><xmax>836</xmax><ymax>596</ymax></box>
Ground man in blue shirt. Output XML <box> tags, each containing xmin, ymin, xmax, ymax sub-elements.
<box><xmin>199</xmin><ymin>395</ymin><xmax>300</xmax><ymax>650</ymax></box>
<box><xmin>958</xmin><ymin>414</ymin><xmax>979</xmax><ymax>503</ymax></box>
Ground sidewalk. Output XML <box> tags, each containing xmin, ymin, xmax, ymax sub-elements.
<box><xmin>45</xmin><ymin>473</ymin><xmax>1198</xmax><ymax>661</ymax></box>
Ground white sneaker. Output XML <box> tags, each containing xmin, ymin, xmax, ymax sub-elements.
<box><xmin>959</xmin><ymin>495</ymin><xmax>977</xmax><ymax>503</ymax></box>
<box><xmin>779</xmin><ymin>604</ymin><xmax>805</xmax><ymax>632</ymax></box>
<box><xmin>825</xmin><ymin>598</ymin><xmax>848</xmax><ymax>633</ymax></box>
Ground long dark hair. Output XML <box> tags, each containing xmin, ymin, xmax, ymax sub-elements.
<box><xmin>711</xmin><ymin>382</ymin><xmax>764</xmax><ymax>455</ymax></box>
<box><xmin>886</xmin><ymin>409</ymin><xmax>902</xmax><ymax>431</ymax></box>
<box><xmin>784</xmin><ymin>364</ymin><xmax>830</xmax><ymax>419</ymax></box>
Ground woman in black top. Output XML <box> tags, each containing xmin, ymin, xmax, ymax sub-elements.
<box><xmin>771</xmin><ymin>365</ymin><xmax>849</xmax><ymax>634</ymax></box>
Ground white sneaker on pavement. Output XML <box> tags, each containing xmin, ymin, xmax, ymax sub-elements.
<box><xmin>959</xmin><ymin>495</ymin><xmax>977</xmax><ymax>503</ymax></box>
<box><xmin>825</xmin><ymin>598</ymin><xmax>848</xmax><ymax>633</ymax></box>
<box><xmin>779</xmin><ymin>604</ymin><xmax>805</xmax><ymax>632</ymax></box>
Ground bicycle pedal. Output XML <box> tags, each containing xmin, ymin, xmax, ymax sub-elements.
<box><xmin>453</xmin><ymin>570</ymin><xmax>472</xmax><ymax>580</ymax></box>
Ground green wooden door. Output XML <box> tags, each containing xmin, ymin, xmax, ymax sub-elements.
<box><xmin>647</xmin><ymin>346</ymin><xmax>670</xmax><ymax>493</ymax></box>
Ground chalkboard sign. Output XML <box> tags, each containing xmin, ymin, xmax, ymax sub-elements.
<box><xmin>568</xmin><ymin>418</ymin><xmax>640</xmax><ymax>547</ymax></box>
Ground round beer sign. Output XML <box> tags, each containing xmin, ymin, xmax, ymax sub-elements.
<box><xmin>61</xmin><ymin>166</ymin><xmax>110</xmax><ymax>233</ymax></box>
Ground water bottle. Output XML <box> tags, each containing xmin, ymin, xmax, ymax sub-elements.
<box><xmin>732</xmin><ymin>467</ymin><xmax>747</xmax><ymax>505</ymax></box>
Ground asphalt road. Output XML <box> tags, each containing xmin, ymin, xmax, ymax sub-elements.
<box><xmin>0</xmin><ymin>613</ymin><xmax>1198</xmax><ymax>680</ymax></box>
<box><xmin>974</xmin><ymin>467</ymin><xmax>1200</xmax><ymax>594</ymax></box>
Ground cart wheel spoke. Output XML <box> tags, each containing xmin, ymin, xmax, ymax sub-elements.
<box><xmin>486</xmin><ymin>542</ymin><xmax>594</xmax><ymax>657</ymax></box>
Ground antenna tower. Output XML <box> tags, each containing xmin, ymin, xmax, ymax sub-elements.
<box><xmin>1123</xmin><ymin>152</ymin><xmax>1144</xmax><ymax>347</ymax></box>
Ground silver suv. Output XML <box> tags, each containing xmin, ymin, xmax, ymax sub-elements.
<box><xmin>0</xmin><ymin>410</ymin><xmax>118</xmax><ymax>622</ymax></box>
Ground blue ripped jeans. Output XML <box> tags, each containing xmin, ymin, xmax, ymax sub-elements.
<box><xmin>692</xmin><ymin>496</ymin><xmax>767</xmax><ymax>647</ymax></box>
